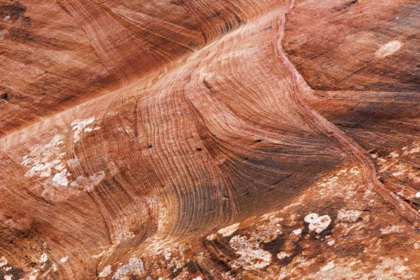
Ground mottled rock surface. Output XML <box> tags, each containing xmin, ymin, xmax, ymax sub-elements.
<box><xmin>0</xmin><ymin>0</ymin><xmax>419</xmax><ymax>279</ymax></box>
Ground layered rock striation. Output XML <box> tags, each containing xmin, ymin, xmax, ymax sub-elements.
<box><xmin>0</xmin><ymin>0</ymin><xmax>419</xmax><ymax>279</ymax></box>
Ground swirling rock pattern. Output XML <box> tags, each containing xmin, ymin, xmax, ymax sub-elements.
<box><xmin>0</xmin><ymin>0</ymin><xmax>419</xmax><ymax>279</ymax></box>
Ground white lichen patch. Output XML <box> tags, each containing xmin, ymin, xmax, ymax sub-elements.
<box><xmin>218</xmin><ymin>223</ymin><xmax>240</xmax><ymax>237</ymax></box>
<box><xmin>277</xmin><ymin>252</ymin><xmax>290</xmax><ymax>260</ymax></box>
<box><xmin>157</xmin><ymin>245</ymin><xmax>188</xmax><ymax>273</ymax></box>
<box><xmin>314</xmin><ymin>167</ymin><xmax>359</xmax><ymax>200</ymax></box>
<box><xmin>60</xmin><ymin>256</ymin><xmax>68</xmax><ymax>263</ymax></box>
<box><xmin>402</xmin><ymin>141</ymin><xmax>420</xmax><ymax>156</ymax></box>
<box><xmin>99</xmin><ymin>265</ymin><xmax>112</xmax><ymax>278</ymax></box>
<box><xmin>112</xmin><ymin>258</ymin><xmax>145</xmax><ymax>280</ymax></box>
<box><xmin>92</xmin><ymin>250</ymin><xmax>107</xmax><ymax>259</ymax></box>
<box><xmin>327</xmin><ymin>240</ymin><xmax>335</xmax><ymax>246</ymax></box>
<box><xmin>52</xmin><ymin>170</ymin><xmax>70</xmax><ymax>187</ymax></box>
<box><xmin>337</xmin><ymin>209</ymin><xmax>362</xmax><ymax>223</ymax></box>
<box><xmin>250</xmin><ymin>216</ymin><xmax>283</xmax><ymax>242</ymax></box>
<box><xmin>22</xmin><ymin>135</ymin><xmax>71</xmax><ymax>187</ymax></box>
<box><xmin>380</xmin><ymin>225</ymin><xmax>403</xmax><ymax>235</ymax></box>
<box><xmin>164</xmin><ymin>251</ymin><xmax>171</xmax><ymax>261</ymax></box>
<box><xmin>229</xmin><ymin>235</ymin><xmax>272</xmax><ymax>270</ymax></box>
<box><xmin>21</xmin><ymin>135</ymin><xmax>108</xmax><ymax>198</ymax></box>
<box><xmin>389</xmin><ymin>151</ymin><xmax>399</xmax><ymax>158</ymax></box>
<box><xmin>29</xmin><ymin>269</ymin><xmax>39</xmax><ymax>280</ymax></box>
<box><xmin>4</xmin><ymin>275</ymin><xmax>12</xmax><ymax>280</ymax></box>
<box><xmin>260</xmin><ymin>212</ymin><xmax>280</xmax><ymax>221</ymax></box>
<box><xmin>293</xmin><ymin>228</ymin><xmax>302</xmax><ymax>235</ymax></box>
<box><xmin>350</xmin><ymin>167</ymin><xmax>360</xmax><ymax>175</ymax></box>
<box><xmin>206</xmin><ymin>233</ymin><xmax>217</xmax><ymax>241</ymax></box>
<box><xmin>0</xmin><ymin>256</ymin><xmax>7</xmax><ymax>267</ymax></box>
<box><xmin>304</xmin><ymin>213</ymin><xmax>331</xmax><ymax>234</ymax></box>
<box><xmin>39</xmin><ymin>253</ymin><xmax>48</xmax><ymax>263</ymax></box>
<box><xmin>320</xmin><ymin>261</ymin><xmax>335</xmax><ymax>272</ymax></box>
<box><xmin>375</xmin><ymin>40</ymin><xmax>402</xmax><ymax>58</ymax></box>
<box><xmin>391</xmin><ymin>163</ymin><xmax>420</xmax><ymax>183</ymax></box>
<box><xmin>71</xmin><ymin>117</ymin><xmax>100</xmax><ymax>143</ymax></box>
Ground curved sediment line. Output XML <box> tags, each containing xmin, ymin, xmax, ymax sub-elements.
<box><xmin>276</xmin><ymin>0</ymin><xmax>420</xmax><ymax>228</ymax></box>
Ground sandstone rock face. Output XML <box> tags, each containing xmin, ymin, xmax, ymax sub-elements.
<box><xmin>0</xmin><ymin>0</ymin><xmax>419</xmax><ymax>279</ymax></box>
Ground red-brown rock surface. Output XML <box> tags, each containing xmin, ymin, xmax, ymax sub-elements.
<box><xmin>0</xmin><ymin>0</ymin><xmax>419</xmax><ymax>279</ymax></box>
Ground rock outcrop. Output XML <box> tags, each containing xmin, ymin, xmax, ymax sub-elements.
<box><xmin>0</xmin><ymin>0</ymin><xmax>419</xmax><ymax>279</ymax></box>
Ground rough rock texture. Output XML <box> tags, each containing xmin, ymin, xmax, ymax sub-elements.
<box><xmin>0</xmin><ymin>0</ymin><xmax>419</xmax><ymax>279</ymax></box>
<box><xmin>284</xmin><ymin>0</ymin><xmax>420</xmax><ymax>92</ymax></box>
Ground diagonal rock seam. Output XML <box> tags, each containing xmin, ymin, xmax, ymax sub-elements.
<box><xmin>86</xmin><ymin>0</ymin><xmax>420</xmax><ymax>276</ymax></box>
<box><xmin>276</xmin><ymin>0</ymin><xmax>420</xmax><ymax>229</ymax></box>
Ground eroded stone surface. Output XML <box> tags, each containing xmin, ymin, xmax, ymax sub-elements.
<box><xmin>90</xmin><ymin>165</ymin><xmax>420</xmax><ymax>279</ymax></box>
<box><xmin>284</xmin><ymin>0</ymin><xmax>420</xmax><ymax>92</ymax></box>
<box><xmin>0</xmin><ymin>0</ymin><xmax>419</xmax><ymax>279</ymax></box>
